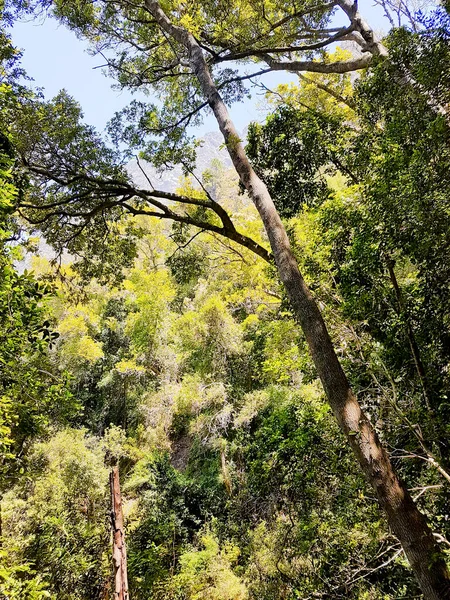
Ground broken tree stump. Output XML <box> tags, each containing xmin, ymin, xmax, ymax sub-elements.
<box><xmin>110</xmin><ymin>465</ymin><xmax>129</xmax><ymax>600</ymax></box>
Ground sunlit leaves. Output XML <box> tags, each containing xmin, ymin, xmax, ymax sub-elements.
<box><xmin>174</xmin><ymin>292</ymin><xmax>243</xmax><ymax>377</ymax></box>
<box><xmin>171</xmin><ymin>531</ymin><xmax>248</xmax><ymax>600</ymax></box>
<box><xmin>1</xmin><ymin>430</ymin><xmax>109</xmax><ymax>599</ymax></box>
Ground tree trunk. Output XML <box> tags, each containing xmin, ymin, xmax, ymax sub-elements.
<box><xmin>144</xmin><ymin>3</ymin><xmax>450</xmax><ymax>597</ymax></box>
<box><xmin>110</xmin><ymin>466</ymin><xmax>130</xmax><ymax>600</ymax></box>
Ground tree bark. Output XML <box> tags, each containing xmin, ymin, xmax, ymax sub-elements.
<box><xmin>144</xmin><ymin>2</ymin><xmax>450</xmax><ymax>597</ymax></box>
<box><xmin>336</xmin><ymin>0</ymin><xmax>388</xmax><ymax>56</ymax></box>
<box><xmin>110</xmin><ymin>466</ymin><xmax>130</xmax><ymax>600</ymax></box>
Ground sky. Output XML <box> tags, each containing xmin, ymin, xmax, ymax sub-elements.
<box><xmin>10</xmin><ymin>2</ymin><xmax>390</xmax><ymax>136</ymax></box>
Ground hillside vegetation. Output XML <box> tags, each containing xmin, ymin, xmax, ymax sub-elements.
<box><xmin>1</xmin><ymin>1</ymin><xmax>450</xmax><ymax>598</ymax></box>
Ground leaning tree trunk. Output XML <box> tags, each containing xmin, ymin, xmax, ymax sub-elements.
<box><xmin>144</xmin><ymin>2</ymin><xmax>450</xmax><ymax>597</ymax></box>
<box><xmin>110</xmin><ymin>466</ymin><xmax>130</xmax><ymax>600</ymax></box>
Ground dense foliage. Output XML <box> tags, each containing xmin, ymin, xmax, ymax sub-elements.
<box><xmin>0</xmin><ymin>2</ymin><xmax>449</xmax><ymax>599</ymax></box>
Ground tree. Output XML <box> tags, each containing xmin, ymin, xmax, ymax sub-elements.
<box><xmin>1</xmin><ymin>429</ymin><xmax>110</xmax><ymax>599</ymax></box>
<box><xmin>0</xmin><ymin>54</ymin><xmax>75</xmax><ymax>486</ymax></box>
<box><xmin>247</xmin><ymin>18</ymin><xmax>450</xmax><ymax>445</ymax></box>
<box><xmin>7</xmin><ymin>0</ymin><xmax>450</xmax><ymax>595</ymax></box>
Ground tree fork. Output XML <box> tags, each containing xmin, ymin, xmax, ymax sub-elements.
<box><xmin>144</xmin><ymin>1</ymin><xmax>450</xmax><ymax>597</ymax></box>
<box><xmin>110</xmin><ymin>466</ymin><xmax>130</xmax><ymax>600</ymax></box>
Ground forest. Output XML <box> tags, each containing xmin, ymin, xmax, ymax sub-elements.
<box><xmin>0</xmin><ymin>0</ymin><xmax>450</xmax><ymax>598</ymax></box>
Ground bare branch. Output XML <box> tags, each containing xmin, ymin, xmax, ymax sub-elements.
<box><xmin>264</xmin><ymin>52</ymin><xmax>373</xmax><ymax>74</ymax></box>
<box><xmin>167</xmin><ymin>229</ymin><xmax>204</xmax><ymax>260</ymax></box>
<box><xmin>136</xmin><ymin>155</ymin><xmax>155</xmax><ymax>189</ymax></box>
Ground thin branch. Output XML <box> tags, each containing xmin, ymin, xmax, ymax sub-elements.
<box><xmin>212</xmin><ymin>25</ymin><xmax>356</xmax><ymax>63</ymax></box>
<box><xmin>298</xmin><ymin>73</ymin><xmax>356</xmax><ymax>109</ymax></box>
<box><xmin>167</xmin><ymin>229</ymin><xmax>204</xmax><ymax>260</ymax></box>
<box><xmin>207</xmin><ymin>232</ymin><xmax>250</xmax><ymax>265</ymax></box>
<box><xmin>179</xmin><ymin>159</ymin><xmax>237</xmax><ymax>232</ymax></box>
<box><xmin>136</xmin><ymin>155</ymin><xmax>155</xmax><ymax>189</ymax></box>
<box><xmin>410</xmin><ymin>484</ymin><xmax>443</xmax><ymax>502</ymax></box>
<box><xmin>345</xmin><ymin>548</ymin><xmax>403</xmax><ymax>587</ymax></box>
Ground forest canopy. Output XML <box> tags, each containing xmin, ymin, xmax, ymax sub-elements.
<box><xmin>1</xmin><ymin>0</ymin><xmax>450</xmax><ymax>599</ymax></box>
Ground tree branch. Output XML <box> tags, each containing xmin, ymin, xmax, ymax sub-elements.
<box><xmin>212</xmin><ymin>25</ymin><xmax>356</xmax><ymax>63</ymax></box>
<box><xmin>20</xmin><ymin>163</ymin><xmax>272</xmax><ymax>264</ymax></box>
<box><xmin>264</xmin><ymin>52</ymin><xmax>373</xmax><ymax>74</ymax></box>
<box><xmin>298</xmin><ymin>74</ymin><xmax>356</xmax><ymax>109</ymax></box>
<box><xmin>336</xmin><ymin>0</ymin><xmax>388</xmax><ymax>56</ymax></box>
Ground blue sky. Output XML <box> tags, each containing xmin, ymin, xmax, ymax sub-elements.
<box><xmin>11</xmin><ymin>2</ymin><xmax>390</xmax><ymax>136</ymax></box>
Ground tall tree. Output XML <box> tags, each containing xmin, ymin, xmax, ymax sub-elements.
<box><xmin>0</xmin><ymin>41</ymin><xmax>75</xmax><ymax>487</ymax></box>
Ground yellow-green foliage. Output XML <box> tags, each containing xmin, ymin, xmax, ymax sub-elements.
<box><xmin>246</xmin><ymin>519</ymin><xmax>305</xmax><ymax>581</ymax></box>
<box><xmin>2</xmin><ymin>430</ymin><xmax>109</xmax><ymax>599</ymax></box>
<box><xmin>138</xmin><ymin>375</ymin><xmax>232</xmax><ymax>450</ymax></box>
<box><xmin>261</xmin><ymin>319</ymin><xmax>304</xmax><ymax>385</ymax></box>
<box><xmin>124</xmin><ymin>267</ymin><xmax>176</xmax><ymax>355</ymax></box>
<box><xmin>174</xmin><ymin>290</ymin><xmax>243</xmax><ymax>376</ymax></box>
<box><xmin>138</xmin><ymin>382</ymin><xmax>180</xmax><ymax>450</ymax></box>
<box><xmin>114</xmin><ymin>358</ymin><xmax>146</xmax><ymax>376</ymax></box>
<box><xmin>234</xmin><ymin>389</ymin><xmax>270</xmax><ymax>427</ymax></box>
<box><xmin>187</xmin><ymin>382</ymin><xmax>232</xmax><ymax>446</ymax></box>
<box><xmin>57</xmin><ymin>306</ymin><xmax>104</xmax><ymax>367</ymax></box>
<box><xmin>171</xmin><ymin>532</ymin><xmax>248</xmax><ymax>600</ymax></box>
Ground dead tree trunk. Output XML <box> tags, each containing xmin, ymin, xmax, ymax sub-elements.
<box><xmin>143</xmin><ymin>3</ymin><xmax>450</xmax><ymax>597</ymax></box>
<box><xmin>110</xmin><ymin>466</ymin><xmax>130</xmax><ymax>600</ymax></box>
